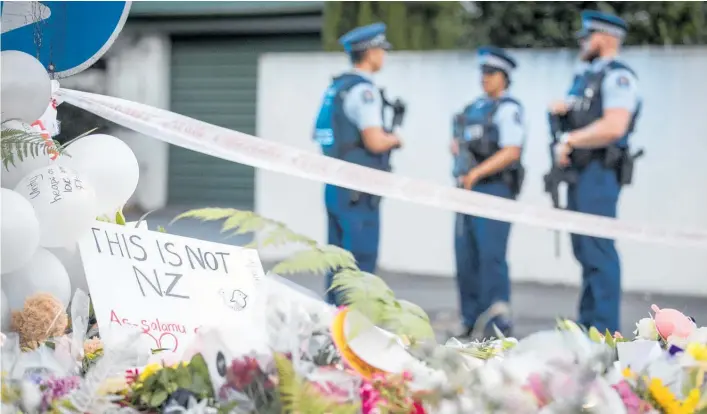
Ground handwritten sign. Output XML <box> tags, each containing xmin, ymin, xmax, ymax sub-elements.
<box><xmin>78</xmin><ymin>221</ymin><xmax>265</xmax><ymax>355</ymax></box>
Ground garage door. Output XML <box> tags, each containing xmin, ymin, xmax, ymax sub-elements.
<box><xmin>168</xmin><ymin>34</ymin><xmax>320</xmax><ymax>207</ymax></box>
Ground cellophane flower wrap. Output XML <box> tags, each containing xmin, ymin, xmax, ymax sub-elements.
<box><xmin>213</xmin><ymin>273</ymin><xmax>362</xmax><ymax>413</ymax></box>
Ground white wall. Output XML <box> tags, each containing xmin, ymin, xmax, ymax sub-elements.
<box><xmin>256</xmin><ymin>47</ymin><xmax>707</xmax><ymax>296</ymax></box>
<box><xmin>106</xmin><ymin>33</ymin><xmax>171</xmax><ymax>212</ymax></box>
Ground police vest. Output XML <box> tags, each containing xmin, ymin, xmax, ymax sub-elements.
<box><xmin>312</xmin><ymin>73</ymin><xmax>391</xmax><ymax>172</ymax></box>
<box><xmin>452</xmin><ymin>96</ymin><xmax>522</xmax><ymax>178</ymax></box>
<box><xmin>566</xmin><ymin>60</ymin><xmax>642</xmax><ymax>149</ymax></box>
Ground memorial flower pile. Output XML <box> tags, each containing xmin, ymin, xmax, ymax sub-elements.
<box><xmin>3</xmin><ymin>208</ymin><xmax>707</xmax><ymax>413</ymax></box>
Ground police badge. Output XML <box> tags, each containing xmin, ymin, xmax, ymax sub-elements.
<box><xmin>362</xmin><ymin>89</ymin><xmax>374</xmax><ymax>103</ymax></box>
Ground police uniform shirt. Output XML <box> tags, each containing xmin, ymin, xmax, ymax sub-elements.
<box><xmin>592</xmin><ymin>58</ymin><xmax>640</xmax><ymax>114</ymax></box>
<box><xmin>342</xmin><ymin>69</ymin><xmax>384</xmax><ymax>131</ymax></box>
<box><xmin>493</xmin><ymin>94</ymin><xmax>526</xmax><ymax>148</ymax></box>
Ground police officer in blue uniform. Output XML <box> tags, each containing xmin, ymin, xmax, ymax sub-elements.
<box><xmin>450</xmin><ymin>47</ymin><xmax>526</xmax><ymax>339</ymax></box>
<box><xmin>312</xmin><ymin>23</ymin><xmax>403</xmax><ymax>305</ymax></box>
<box><xmin>547</xmin><ymin>11</ymin><xmax>642</xmax><ymax>334</ymax></box>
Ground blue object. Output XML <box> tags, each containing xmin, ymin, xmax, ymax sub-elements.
<box><xmin>454</xmin><ymin>182</ymin><xmax>514</xmax><ymax>329</ymax></box>
<box><xmin>477</xmin><ymin>46</ymin><xmax>517</xmax><ymax>75</ymax></box>
<box><xmin>577</xmin><ymin>10</ymin><xmax>628</xmax><ymax>40</ymax></box>
<box><xmin>567</xmin><ymin>60</ymin><xmax>640</xmax><ymax>148</ymax></box>
<box><xmin>1</xmin><ymin>1</ymin><xmax>132</xmax><ymax>78</ymax></box>
<box><xmin>339</xmin><ymin>22</ymin><xmax>391</xmax><ymax>53</ymax></box>
<box><xmin>313</xmin><ymin>73</ymin><xmax>390</xmax><ymax>214</ymax></box>
<box><xmin>569</xmin><ymin>162</ymin><xmax>621</xmax><ymax>333</ymax></box>
<box><xmin>563</xmin><ymin>60</ymin><xmax>641</xmax><ymax>334</ymax></box>
<box><xmin>313</xmin><ymin>72</ymin><xmax>390</xmax><ymax>305</ymax></box>
<box><xmin>452</xmin><ymin>96</ymin><xmax>522</xmax><ymax>178</ymax></box>
<box><xmin>325</xmin><ymin>211</ymin><xmax>380</xmax><ymax>305</ymax></box>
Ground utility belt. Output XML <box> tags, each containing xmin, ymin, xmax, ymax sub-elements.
<box><xmin>348</xmin><ymin>164</ymin><xmax>391</xmax><ymax>209</ymax></box>
<box><xmin>477</xmin><ymin>167</ymin><xmax>525</xmax><ymax>197</ymax></box>
<box><xmin>569</xmin><ymin>146</ymin><xmax>644</xmax><ymax>185</ymax></box>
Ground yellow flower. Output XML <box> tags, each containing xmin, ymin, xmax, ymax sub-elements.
<box><xmin>687</xmin><ymin>343</ymin><xmax>707</xmax><ymax>362</ymax></box>
<box><xmin>137</xmin><ymin>363</ymin><xmax>163</xmax><ymax>383</ymax></box>
<box><xmin>648</xmin><ymin>378</ymin><xmax>701</xmax><ymax>414</ymax></box>
<box><xmin>682</xmin><ymin>388</ymin><xmax>701</xmax><ymax>413</ymax></box>
<box><xmin>622</xmin><ymin>368</ymin><xmax>635</xmax><ymax>379</ymax></box>
<box><xmin>98</xmin><ymin>376</ymin><xmax>129</xmax><ymax>395</ymax></box>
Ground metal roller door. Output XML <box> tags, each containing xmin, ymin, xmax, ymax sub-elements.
<box><xmin>168</xmin><ymin>34</ymin><xmax>320</xmax><ymax>207</ymax></box>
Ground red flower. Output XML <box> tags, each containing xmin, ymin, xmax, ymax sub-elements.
<box><xmin>125</xmin><ymin>369</ymin><xmax>139</xmax><ymax>385</ymax></box>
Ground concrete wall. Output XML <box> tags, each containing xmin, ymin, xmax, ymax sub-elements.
<box><xmin>255</xmin><ymin>47</ymin><xmax>707</xmax><ymax>296</ymax></box>
<box><xmin>105</xmin><ymin>33</ymin><xmax>171</xmax><ymax>211</ymax></box>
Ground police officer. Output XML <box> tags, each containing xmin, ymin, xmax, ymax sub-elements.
<box><xmin>312</xmin><ymin>23</ymin><xmax>402</xmax><ymax>305</ymax></box>
<box><xmin>451</xmin><ymin>47</ymin><xmax>526</xmax><ymax>339</ymax></box>
<box><xmin>548</xmin><ymin>11</ymin><xmax>641</xmax><ymax>334</ymax></box>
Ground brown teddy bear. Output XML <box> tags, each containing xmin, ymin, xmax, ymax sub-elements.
<box><xmin>10</xmin><ymin>293</ymin><xmax>68</xmax><ymax>350</ymax></box>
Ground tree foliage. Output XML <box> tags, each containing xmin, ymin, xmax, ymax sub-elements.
<box><xmin>322</xmin><ymin>1</ymin><xmax>707</xmax><ymax>51</ymax></box>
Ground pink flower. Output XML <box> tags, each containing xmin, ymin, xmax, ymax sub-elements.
<box><xmin>612</xmin><ymin>381</ymin><xmax>652</xmax><ymax>414</ymax></box>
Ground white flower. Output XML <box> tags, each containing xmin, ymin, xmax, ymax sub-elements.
<box><xmin>634</xmin><ymin>318</ymin><xmax>659</xmax><ymax>340</ymax></box>
<box><xmin>688</xmin><ymin>327</ymin><xmax>707</xmax><ymax>344</ymax></box>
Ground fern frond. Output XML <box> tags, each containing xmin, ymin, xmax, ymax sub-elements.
<box><xmin>381</xmin><ymin>306</ymin><xmax>436</xmax><ymax>341</ymax></box>
<box><xmin>247</xmin><ymin>224</ymin><xmax>317</xmax><ymax>249</ymax></box>
<box><xmin>171</xmin><ymin>208</ymin><xmax>240</xmax><ymax>225</ymax></box>
<box><xmin>331</xmin><ymin>270</ymin><xmax>395</xmax><ymax>305</ymax></box>
<box><xmin>220</xmin><ymin>210</ymin><xmax>269</xmax><ymax>235</ymax></box>
<box><xmin>274</xmin><ymin>353</ymin><xmax>359</xmax><ymax>414</ymax></box>
<box><xmin>272</xmin><ymin>245</ymin><xmax>356</xmax><ymax>275</ymax></box>
<box><xmin>397</xmin><ymin>300</ymin><xmax>431</xmax><ymax>323</ymax></box>
<box><xmin>0</xmin><ymin>127</ymin><xmax>66</xmax><ymax>170</ymax></box>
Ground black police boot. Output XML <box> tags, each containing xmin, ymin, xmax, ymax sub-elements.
<box><xmin>447</xmin><ymin>325</ymin><xmax>474</xmax><ymax>342</ymax></box>
<box><xmin>483</xmin><ymin>316</ymin><xmax>513</xmax><ymax>339</ymax></box>
<box><xmin>471</xmin><ymin>301</ymin><xmax>512</xmax><ymax>340</ymax></box>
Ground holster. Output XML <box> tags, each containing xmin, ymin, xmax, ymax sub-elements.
<box><xmin>570</xmin><ymin>146</ymin><xmax>644</xmax><ymax>186</ymax></box>
<box><xmin>349</xmin><ymin>191</ymin><xmax>382</xmax><ymax>209</ymax></box>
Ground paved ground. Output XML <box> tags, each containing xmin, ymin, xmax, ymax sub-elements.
<box><xmin>127</xmin><ymin>206</ymin><xmax>707</xmax><ymax>341</ymax></box>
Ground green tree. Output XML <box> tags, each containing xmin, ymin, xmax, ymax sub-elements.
<box><xmin>323</xmin><ymin>1</ymin><xmax>707</xmax><ymax>50</ymax></box>
<box><xmin>322</xmin><ymin>1</ymin><xmax>466</xmax><ymax>51</ymax></box>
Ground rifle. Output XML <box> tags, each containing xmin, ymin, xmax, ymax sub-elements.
<box><xmin>380</xmin><ymin>88</ymin><xmax>406</xmax><ymax>133</ymax></box>
<box><xmin>543</xmin><ymin>113</ymin><xmax>573</xmax><ymax>258</ymax></box>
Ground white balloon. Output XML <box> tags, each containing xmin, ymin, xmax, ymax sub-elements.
<box><xmin>1</xmin><ymin>290</ymin><xmax>11</xmax><ymax>332</ymax></box>
<box><xmin>59</xmin><ymin>134</ymin><xmax>139</xmax><ymax>215</ymax></box>
<box><xmin>1</xmin><ymin>50</ymin><xmax>51</xmax><ymax>124</ymax></box>
<box><xmin>47</xmin><ymin>244</ymin><xmax>89</xmax><ymax>295</ymax></box>
<box><xmin>1</xmin><ymin>188</ymin><xmax>41</xmax><ymax>274</ymax></box>
<box><xmin>14</xmin><ymin>165</ymin><xmax>97</xmax><ymax>248</ymax></box>
<box><xmin>2</xmin><ymin>248</ymin><xmax>71</xmax><ymax>311</ymax></box>
<box><xmin>1</xmin><ymin>120</ymin><xmax>55</xmax><ymax>189</ymax></box>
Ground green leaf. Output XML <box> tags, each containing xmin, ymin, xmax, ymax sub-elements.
<box><xmin>1</xmin><ymin>126</ymin><xmax>67</xmax><ymax>171</ymax></box>
<box><xmin>115</xmin><ymin>209</ymin><xmax>126</xmax><ymax>225</ymax></box>
<box><xmin>588</xmin><ymin>326</ymin><xmax>603</xmax><ymax>343</ymax></box>
<box><xmin>273</xmin><ymin>245</ymin><xmax>356</xmax><ymax>275</ymax></box>
<box><xmin>604</xmin><ymin>329</ymin><xmax>616</xmax><ymax>348</ymax></box>
<box><xmin>157</xmin><ymin>225</ymin><xmax>167</xmax><ymax>233</ymax></box>
<box><xmin>150</xmin><ymin>390</ymin><xmax>169</xmax><ymax>407</ymax></box>
<box><xmin>397</xmin><ymin>299</ymin><xmax>431</xmax><ymax>322</ymax></box>
<box><xmin>171</xmin><ymin>207</ymin><xmax>239</xmax><ymax>225</ymax></box>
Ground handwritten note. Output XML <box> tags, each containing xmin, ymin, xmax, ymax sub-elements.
<box><xmin>78</xmin><ymin>221</ymin><xmax>265</xmax><ymax>355</ymax></box>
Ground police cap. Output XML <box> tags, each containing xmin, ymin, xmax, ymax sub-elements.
<box><xmin>338</xmin><ymin>22</ymin><xmax>392</xmax><ymax>53</ymax></box>
<box><xmin>577</xmin><ymin>10</ymin><xmax>628</xmax><ymax>40</ymax></box>
<box><xmin>477</xmin><ymin>46</ymin><xmax>517</xmax><ymax>76</ymax></box>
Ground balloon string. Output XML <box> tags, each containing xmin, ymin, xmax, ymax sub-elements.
<box><xmin>44</xmin><ymin>306</ymin><xmax>65</xmax><ymax>339</ymax></box>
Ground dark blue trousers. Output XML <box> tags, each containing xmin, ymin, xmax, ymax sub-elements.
<box><xmin>454</xmin><ymin>182</ymin><xmax>514</xmax><ymax>328</ymax></box>
<box><xmin>324</xmin><ymin>209</ymin><xmax>380</xmax><ymax>305</ymax></box>
<box><xmin>568</xmin><ymin>161</ymin><xmax>622</xmax><ymax>334</ymax></box>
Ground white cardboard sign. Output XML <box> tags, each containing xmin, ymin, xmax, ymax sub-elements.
<box><xmin>78</xmin><ymin>221</ymin><xmax>264</xmax><ymax>355</ymax></box>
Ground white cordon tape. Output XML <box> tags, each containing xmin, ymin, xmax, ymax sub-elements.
<box><xmin>57</xmin><ymin>88</ymin><xmax>707</xmax><ymax>249</ymax></box>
